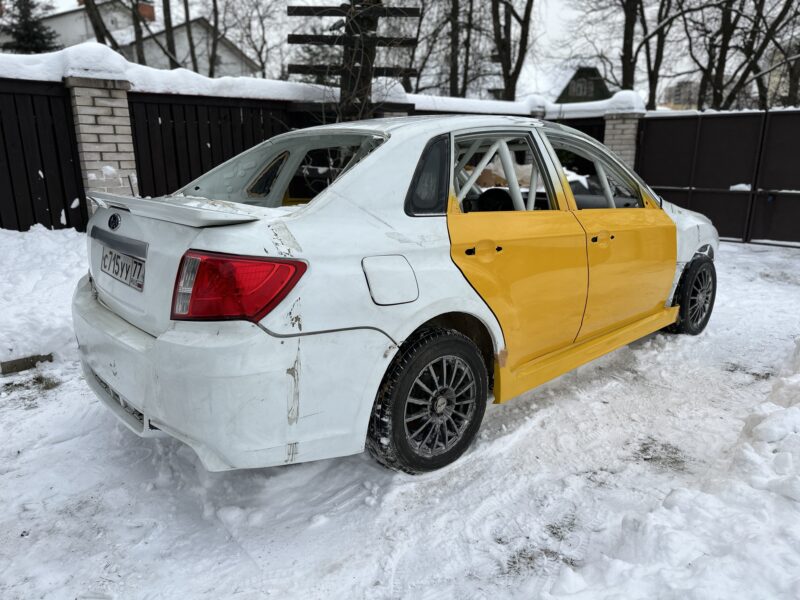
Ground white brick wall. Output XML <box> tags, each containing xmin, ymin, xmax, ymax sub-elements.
<box><xmin>603</xmin><ymin>113</ymin><xmax>641</xmax><ymax>168</ymax></box>
<box><xmin>63</xmin><ymin>76</ymin><xmax>139</xmax><ymax>199</ymax></box>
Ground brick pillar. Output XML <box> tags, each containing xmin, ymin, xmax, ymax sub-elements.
<box><xmin>603</xmin><ymin>112</ymin><xmax>642</xmax><ymax>169</ymax></box>
<box><xmin>63</xmin><ymin>76</ymin><xmax>138</xmax><ymax>202</ymax></box>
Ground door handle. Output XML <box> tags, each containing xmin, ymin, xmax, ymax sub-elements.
<box><xmin>465</xmin><ymin>240</ymin><xmax>501</xmax><ymax>261</ymax></box>
<box><xmin>590</xmin><ymin>231</ymin><xmax>614</xmax><ymax>243</ymax></box>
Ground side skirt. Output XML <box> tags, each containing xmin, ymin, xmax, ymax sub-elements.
<box><xmin>493</xmin><ymin>306</ymin><xmax>679</xmax><ymax>403</ymax></box>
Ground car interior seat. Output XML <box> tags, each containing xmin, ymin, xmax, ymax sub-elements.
<box><xmin>475</xmin><ymin>187</ymin><xmax>515</xmax><ymax>211</ymax></box>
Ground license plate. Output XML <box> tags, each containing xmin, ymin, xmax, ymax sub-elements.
<box><xmin>100</xmin><ymin>246</ymin><xmax>145</xmax><ymax>291</ymax></box>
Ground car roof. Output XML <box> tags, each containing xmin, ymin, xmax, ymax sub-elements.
<box><xmin>296</xmin><ymin>114</ymin><xmax>552</xmax><ymax>137</ymax></box>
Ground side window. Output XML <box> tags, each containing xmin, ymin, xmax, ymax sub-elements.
<box><xmin>605</xmin><ymin>169</ymin><xmax>642</xmax><ymax>208</ymax></box>
<box><xmin>405</xmin><ymin>135</ymin><xmax>450</xmax><ymax>215</ymax></box>
<box><xmin>549</xmin><ymin>135</ymin><xmax>644</xmax><ymax>209</ymax></box>
<box><xmin>553</xmin><ymin>146</ymin><xmax>609</xmax><ymax>209</ymax></box>
<box><xmin>453</xmin><ymin>133</ymin><xmax>554</xmax><ymax>212</ymax></box>
<box><xmin>247</xmin><ymin>152</ymin><xmax>288</xmax><ymax>197</ymax></box>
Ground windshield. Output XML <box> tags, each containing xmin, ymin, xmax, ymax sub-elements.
<box><xmin>175</xmin><ymin>132</ymin><xmax>386</xmax><ymax>208</ymax></box>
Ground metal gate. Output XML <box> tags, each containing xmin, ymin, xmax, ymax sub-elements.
<box><xmin>636</xmin><ymin>110</ymin><xmax>800</xmax><ymax>245</ymax></box>
<box><xmin>0</xmin><ymin>78</ymin><xmax>86</xmax><ymax>231</ymax></box>
<box><xmin>128</xmin><ymin>93</ymin><xmax>292</xmax><ymax>198</ymax></box>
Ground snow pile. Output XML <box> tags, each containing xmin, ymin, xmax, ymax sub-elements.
<box><xmin>734</xmin><ymin>340</ymin><xmax>800</xmax><ymax>501</ymax></box>
<box><xmin>0</xmin><ymin>226</ymin><xmax>86</xmax><ymax>362</ymax></box>
<box><xmin>565</xmin><ymin>338</ymin><xmax>800</xmax><ymax>598</ymax></box>
<box><xmin>0</xmin><ymin>42</ymin><xmax>644</xmax><ymax>118</ymax></box>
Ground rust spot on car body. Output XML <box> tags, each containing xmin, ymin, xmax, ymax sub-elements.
<box><xmin>497</xmin><ymin>349</ymin><xmax>508</xmax><ymax>367</ymax></box>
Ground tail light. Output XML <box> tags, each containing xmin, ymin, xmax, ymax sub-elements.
<box><xmin>171</xmin><ymin>250</ymin><xmax>306</xmax><ymax>322</ymax></box>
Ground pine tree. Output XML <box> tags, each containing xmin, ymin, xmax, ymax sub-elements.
<box><xmin>1</xmin><ymin>0</ymin><xmax>60</xmax><ymax>54</ymax></box>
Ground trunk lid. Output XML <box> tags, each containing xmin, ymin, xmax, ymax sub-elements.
<box><xmin>86</xmin><ymin>192</ymin><xmax>264</xmax><ymax>337</ymax></box>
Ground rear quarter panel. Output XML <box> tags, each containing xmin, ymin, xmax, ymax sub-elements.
<box><xmin>252</xmin><ymin>128</ymin><xmax>505</xmax><ymax>355</ymax></box>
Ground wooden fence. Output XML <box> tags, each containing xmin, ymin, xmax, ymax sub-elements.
<box><xmin>128</xmin><ymin>93</ymin><xmax>292</xmax><ymax>198</ymax></box>
<box><xmin>0</xmin><ymin>78</ymin><xmax>86</xmax><ymax>231</ymax></box>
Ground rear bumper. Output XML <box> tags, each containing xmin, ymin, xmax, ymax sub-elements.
<box><xmin>72</xmin><ymin>275</ymin><xmax>394</xmax><ymax>471</ymax></box>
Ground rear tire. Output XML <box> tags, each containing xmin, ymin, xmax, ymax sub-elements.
<box><xmin>367</xmin><ymin>328</ymin><xmax>488</xmax><ymax>474</ymax></box>
<box><xmin>670</xmin><ymin>255</ymin><xmax>716</xmax><ymax>335</ymax></box>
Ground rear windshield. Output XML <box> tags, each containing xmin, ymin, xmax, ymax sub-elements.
<box><xmin>174</xmin><ymin>132</ymin><xmax>386</xmax><ymax>208</ymax></box>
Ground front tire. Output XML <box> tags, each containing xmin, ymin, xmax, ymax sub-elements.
<box><xmin>367</xmin><ymin>328</ymin><xmax>488</xmax><ymax>474</ymax></box>
<box><xmin>671</xmin><ymin>255</ymin><xmax>716</xmax><ymax>335</ymax></box>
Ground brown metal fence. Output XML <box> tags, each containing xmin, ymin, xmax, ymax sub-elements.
<box><xmin>0</xmin><ymin>78</ymin><xmax>86</xmax><ymax>231</ymax></box>
<box><xmin>128</xmin><ymin>93</ymin><xmax>292</xmax><ymax>198</ymax></box>
<box><xmin>636</xmin><ymin>110</ymin><xmax>800</xmax><ymax>244</ymax></box>
<box><xmin>4</xmin><ymin>76</ymin><xmax>797</xmax><ymax>246</ymax></box>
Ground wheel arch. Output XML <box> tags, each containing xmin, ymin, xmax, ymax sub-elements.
<box><xmin>695</xmin><ymin>243</ymin><xmax>714</xmax><ymax>260</ymax></box>
<box><xmin>415</xmin><ymin>312</ymin><xmax>496</xmax><ymax>381</ymax></box>
<box><xmin>381</xmin><ymin>309</ymin><xmax>502</xmax><ymax>397</ymax></box>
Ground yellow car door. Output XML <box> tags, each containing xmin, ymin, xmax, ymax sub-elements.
<box><xmin>446</xmin><ymin>129</ymin><xmax>589</xmax><ymax>392</ymax></box>
<box><xmin>544</xmin><ymin>132</ymin><xmax>676</xmax><ymax>342</ymax></box>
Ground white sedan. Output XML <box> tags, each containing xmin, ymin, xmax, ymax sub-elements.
<box><xmin>73</xmin><ymin>115</ymin><xmax>718</xmax><ymax>473</ymax></box>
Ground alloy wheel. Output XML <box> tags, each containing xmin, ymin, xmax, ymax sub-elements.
<box><xmin>688</xmin><ymin>266</ymin><xmax>713</xmax><ymax>328</ymax></box>
<box><xmin>403</xmin><ymin>355</ymin><xmax>477</xmax><ymax>457</ymax></box>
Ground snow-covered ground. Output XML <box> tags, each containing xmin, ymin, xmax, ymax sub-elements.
<box><xmin>1</xmin><ymin>227</ymin><xmax>799</xmax><ymax>599</ymax></box>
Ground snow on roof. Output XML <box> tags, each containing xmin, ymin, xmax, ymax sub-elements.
<box><xmin>107</xmin><ymin>22</ymin><xmax>167</xmax><ymax>48</ymax></box>
<box><xmin>408</xmin><ymin>93</ymin><xmax>546</xmax><ymax>116</ymax></box>
<box><xmin>0</xmin><ymin>42</ymin><xmax>337</xmax><ymax>103</ymax></box>
<box><xmin>646</xmin><ymin>105</ymin><xmax>800</xmax><ymax>118</ymax></box>
<box><xmin>46</xmin><ymin>0</ymin><xmax>88</xmax><ymax>16</ymax></box>
<box><xmin>107</xmin><ymin>17</ymin><xmax>214</xmax><ymax>48</ymax></box>
<box><xmin>0</xmin><ymin>42</ymin><xmax>646</xmax><ymax>118</ymax></box>
<box><xmin>544</xmin><ymin>90</ymin><xmax>645</xmax><ymax>119</ymax></box>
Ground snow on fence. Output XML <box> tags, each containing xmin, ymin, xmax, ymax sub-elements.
<box><xmin>0</xmin><ymin>43</ymin><xmax>647</xmax><ymax>232</ymax></box>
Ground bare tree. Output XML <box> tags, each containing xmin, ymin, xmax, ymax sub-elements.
<box><xmin>765</xmin><ymin>16</ymin><xmax>800</xmax><ymax>105</ymax></box>
<box><xmin>681</xmin><ymin>0</ymin><xmax>800</xmax><ymax>109</ymax></box>
<box><xmin>182</xmin><ymin>0</ymin><xmax>199</xmax><ymax>72</ymax></box>
<box><xmin>490</xmin><ymin>0</ymin><xmax>536</xmax><ymax>100</ymax></box>
<box><xmin>84</xmin><ymin>0</ymin><xmax>119</xmax><ymax>49</ymax></box>
<box><xmin>391</xmin><ymin>0</ymin><xmax>495</xmax><ymax>96</ymax></box>
<box><xmin>782</xmin><ymin>44</ymin><xmax>800</xmax><ymax>105</ymax></box>
<box><xmin>130</xmin><ymin>0</ymin><xmax>146</xmax><ymax>64</ymax></box>
<box><xmin>449</xmin><ymin>0</ymin><xmax>460</xmax><ymax>96</ymax></box>
<box><xmin>638</xmin><ymin>0</ymin><xmax>675</xmax><ymax>108</ymax></box>
<box><xmin>161</xmin><ymin>0</ymin><xmax>179</xmax><ymax>68</ymax></box>
<box><xmin>460</xmin><ymin>0</ymin><xmax>475</xmax><ymax>96</ymax></box>
<box><xmin>229</xmin><ymin>0</ymin><xmax>281</xmax><ymax>78</ymax></box>
<box><xmin>208</xmin><ymin>0</ymin><xmax>220</xmax><ymax>76</ymax></box>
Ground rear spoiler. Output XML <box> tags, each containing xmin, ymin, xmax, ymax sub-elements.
<box><xmin>88</xmin><ymin>192</ymin><xmax>260</xmax><ymax>228</ymax></box>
